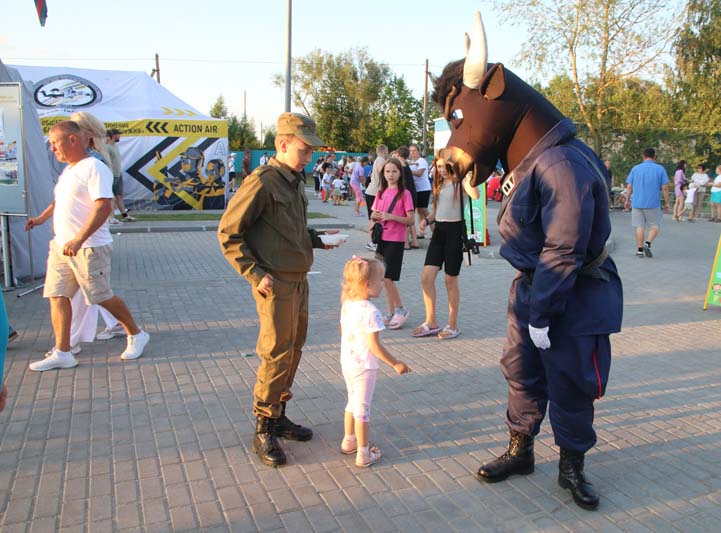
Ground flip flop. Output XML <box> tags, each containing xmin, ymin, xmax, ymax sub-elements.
<box><xmin>412</xmin><ymin>323</ymin><xmax>442</xmax><ymax>337</ymax></box>
<box><xmin>437</xmin><ymin>325</ymin><xmax>461</xmax><ymax>339</ymax></box>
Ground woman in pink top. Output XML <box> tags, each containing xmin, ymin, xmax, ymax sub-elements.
<box><xmin>672</xmin><ymin>160</ymin><xmax>687</xmax><ymax>221</ymax></box>
<box><xmin>371</xmin><ymin>158</ymin><xmax>415</xmax><ymax>330</ymax></box>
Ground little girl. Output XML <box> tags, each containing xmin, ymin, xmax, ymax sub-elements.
<box><xmin>371</xmin><ymin>157</ymin><xmax>416</xmax><ymax>329</ymax></box>
<box><xmin>321</xmin><ymin>163</ymin><xmax>334</xmax><ymax>202</ymax></box>
<box><xmin>340</xmin><ymin>256</ymin><xmax>411</xmax><ymax>467</ymax></box>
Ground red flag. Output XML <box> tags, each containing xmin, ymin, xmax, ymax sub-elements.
<box><xmin>34</xmin><ymin>0</ymin><xmax>48</xmax><ymax>26</ymax></box>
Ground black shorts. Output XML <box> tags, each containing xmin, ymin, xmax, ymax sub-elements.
<box><xmin>424</xmin><ymin>221</ymin><xmax>464</xmax><ymax>276</ymax></box>
<box><xmin>365</xmin><ymin>193</ymin><xmax>375</xmax><ymax>219</ymax></box>
<box><xmin>416</xmin><ymin>190</ymin><xmax>431</xmax><ymax>209</ymax></box>
<box><xmin>112</xmin><ymin>175</ymin><xmax>123</xmax><ymax>196</ymax></box>
<box><xmin>376</xmin><ymin>240</ymin><xmax>405</xmax><ymax>281</ymax></box>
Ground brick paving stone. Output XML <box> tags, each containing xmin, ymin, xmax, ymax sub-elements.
<box><xmin>3</xmin><ymin>197</ymin><xmax>721</xmax><ymax>532</ymax></box>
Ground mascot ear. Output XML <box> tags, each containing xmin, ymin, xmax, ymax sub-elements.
<box><xmin>480</xmin><ymin>63</ymin><xmax>506</xmax><ymax>100</ymax></box>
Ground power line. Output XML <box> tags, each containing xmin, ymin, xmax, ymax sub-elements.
<box><xmin>4</xmin><ymin>56</ymin><xmax>445</xmax><ymax>69</ymax></box>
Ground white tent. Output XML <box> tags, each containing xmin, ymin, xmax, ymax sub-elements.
<box><xmin>0</xmin><ymin>59</ymin><xmax>54</xmax><ymax>281</ymax></box>
<box><xmin>11</xmin><ymin>64</ymin><xmax>229</xmax><ymax>210</ymax></box>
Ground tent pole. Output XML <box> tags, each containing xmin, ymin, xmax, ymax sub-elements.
<box><xmin>1</xmin><ymin>215</ymin><xmax>13</xmax><ymax>289</ymax></box>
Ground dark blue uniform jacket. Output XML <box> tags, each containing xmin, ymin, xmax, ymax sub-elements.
<box><xmin>498</xmin><ymin>119</ymin><xmax>623</xmax><ymax>336</ymax></box>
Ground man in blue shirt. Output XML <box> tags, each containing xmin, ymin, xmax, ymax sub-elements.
<box><xmin>624</xmin><ymin>148</ymin><xmax>671</xmax><ymax>257</ymax></box>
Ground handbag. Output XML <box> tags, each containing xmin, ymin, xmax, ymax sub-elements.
<box><xmin>370</xmin><ymin>191</ymin><xmax>401</xmax><ymax>244</ymax></box>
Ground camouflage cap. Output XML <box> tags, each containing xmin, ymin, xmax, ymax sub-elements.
<box><xmin>277</xmin><ymin>112</ymin><xmax>326</xmax><ymax>148</ymax></box>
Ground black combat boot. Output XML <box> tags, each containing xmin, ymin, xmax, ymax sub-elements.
<box><xmin>275</xmin><ymin>403</ymin><xmax>313</xmax><ymax>442</ymax></box>
<box><xmin>558</xmin><ymin>448</ymin><xmax>599</xmax><ymax>510</ymax></box>
<box><xmin>253</xmin><ymin>416</ymin><xmax>287</xmax><ymax>467</ymax></box>
<box><xmin>476</xmin><ymin>430</ymin><xmax>534</xmax><ymax>483</ymax></box>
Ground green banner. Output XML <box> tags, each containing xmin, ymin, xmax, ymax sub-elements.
<box><xmin>463</xmin><ymin>184</ymin><xmax>487</xmax><ymax>245</ymax></box>
<box><xmin>704</xmin><ymin>233</ymin><xmax>721</xmax><ymax>309</ymax></box>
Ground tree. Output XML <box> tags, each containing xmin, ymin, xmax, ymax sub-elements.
<box><xmin>209</xmin><ymin>95</ymin><xmax>229</xmax><ymax>119</ymax></box>
<box><xmin>228</xmin><ymin>113</ymin><xmax>259</xmax><ymax>151</ymax></box>
<box><xmin>491</xmin><ymin>0</ymin><xmax>676</xmax><ymax>155</ymax></box>
<box><xmin>673</xmin><ymin>0</ymin><xmax>721</xmax><ymax>161</ymax></box>
<box><xmin>365</xmin><ymin>75</ymin><xmax>424</xmax><ymax>150</ymax></box>
<box><xmin>274</xmin><ymin>48</ymin><xmax>430</xmax><ymax>151</ymax></box>
<box><xmin>262</xmin><ymin>127</ymin><xmax>276</xmax><ymax>150</ymax></box>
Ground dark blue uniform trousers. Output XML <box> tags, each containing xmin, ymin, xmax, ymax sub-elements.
<box><xmin>501</xmin><ymin>276</ymin><xmax>611</xmax><ymax>453</ymax></box>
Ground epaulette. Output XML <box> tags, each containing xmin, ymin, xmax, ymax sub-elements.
<box><xmin>254</xmin><ymin>166</ymin><xmax>275</xmax><ymax>180</ymax></box>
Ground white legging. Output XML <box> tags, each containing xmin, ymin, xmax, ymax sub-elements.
<box><xmin>342</xmin><ymin>367</ymin><xmax>377</xmax><ymax>422</ymax></box>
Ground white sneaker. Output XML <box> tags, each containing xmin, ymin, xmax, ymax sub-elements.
<box><xmin>122</xmin><ymin>214</ymin><xmax>137</xmax><ymax>222</ymax></box>
<box><xmin>121</xmin><ymin>330</ymin><xmax>150</xmax><ymax>360</ymax></box>
<box><xmin>44</xmin><ymin>344</ymin><xmax>81</xmax><ymax>357</ymax></box>
<box><xmin>109</xmin><ymin>218</ymin><xmax>123</xmax><ymax>225</ymax></box>
<box><xmin>30</xmin><ymin>349</ymin><xmax>78</xmax><ymax>371</ymax></box>
<box><xmin>365</xmin><ymin>242</ymin><xmax>377</xmax><ymax>251</ymax></box>
<box><xmin>96</xmin><ymin>324</ymin><xmax>126</xmax><ymax>340</ymax></box>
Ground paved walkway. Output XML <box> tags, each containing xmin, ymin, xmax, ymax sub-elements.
<box><xmin>2</xmin><ymin>190</ymin><xmax>720</xmax><ymax>532</ymax></box>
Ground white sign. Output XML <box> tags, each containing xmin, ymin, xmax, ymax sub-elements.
<box><xmin>0</xmin><ymin>83</ymin><xmax>26</xmax><ymax>215</ymax></box>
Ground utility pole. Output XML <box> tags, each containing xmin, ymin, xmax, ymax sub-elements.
<box><xmin>284</xmin><ymin>0</ymin><xmax>292</xmax><ymax>112</ymax></box>
<box><xmin>422</xmin><ymin>58</ymin><xmax>428</xmax><ymax>155</ymax></box>
<box><xmin>243</xmin><ymin>90</ymin><xmax>247</xmax><ymax>116</ymax></box>
<box><xmin>155</xmin><ymin>53</ymin><xmax>160</xmax><ymax>84</ymax></box>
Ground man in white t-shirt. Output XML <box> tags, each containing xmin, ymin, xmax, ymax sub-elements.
<box><xmin>25</xmin><ymin>121</ymin><xmax>150</xmax><ymax>371</ymax></box>
<box><xmin>409</xmin><ymin>144</ymin><xmax>432</xmax><ymax>238</ymax></box>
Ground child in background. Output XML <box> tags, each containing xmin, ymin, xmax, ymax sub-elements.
<box><xmin>710</xmin><ymin>166</ymin><xmax>721</xmax><ymax>222</ymax></box>
<box><xmin>371</xmin><ymin>157</ymin><xmax>416</xmax><ymax>329</ymax></box>
<box><xmin>331</xmin><ymin>175</ymin><xmax>345</xmax><ymax>206</ymax></box>
<box><xmin>340</xmin><ymin>256</ymin><xmax>411</xmax><ymax>467</ymax></box>
<box><xmin>321</xmin><ymin>163</ymin><xmax>334</xmax><ymax>202</ymax></box>
<box><xmin>682</xmin><ymin>181</ymin><xmax>695</xmax><ymax>220</ymax></box>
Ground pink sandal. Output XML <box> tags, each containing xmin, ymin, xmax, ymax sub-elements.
<box><xmin>412</xmin><ymin>322</ymin><xmax>442</xmax><ymax>337</ymax></box>
<box><xmin>341</xmin><ymin>437</ymin><xmax>357</xmax><ymax>455</ymax></box>
<box><xmin>356</xmin><ymin>446</ymin><xmax>382</xmax><ymax>468</ymax></box>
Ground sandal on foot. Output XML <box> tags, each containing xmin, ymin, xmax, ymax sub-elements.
<box><xmin>341</xmin><ymin>438</ymin><xmax>357</xmax><ymax>455</ymax></box>
<box><xmin>412</xmin><ymin>322</ymin><xmax>442</xmax><ymax>337</ymax></box>
<box><xmin>356</xmin><ymin>446</ymin><xmax>382</xmax><ymax>468</ymax></box>
<box><xmin>437</xmin><ymin>325</ymin><xmax>461</xmax><ymax>339</ymax></box>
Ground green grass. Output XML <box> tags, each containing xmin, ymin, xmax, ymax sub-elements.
<box><xmin>124</xmin><ymin>211</ymin><xmax>332</xmax><ymax>222</ymax></box>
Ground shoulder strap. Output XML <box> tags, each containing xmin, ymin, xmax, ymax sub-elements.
<box><xmin>384</xmin><ymin>190</ymin><xmax>402</xmax><ymax>214</ymax></box>
<box><xmin>568</xmin><ymin>144</ymin><xmax>611</xmax><ymax>199</ymax></box>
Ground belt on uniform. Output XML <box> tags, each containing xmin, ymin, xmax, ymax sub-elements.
<box><xmin>522</xmin><ymin>246</ymin><xmax>609</xmax><ymax>285</ymax></box>
<box><xmin>272</xmin><ymin>271</ymin><xmax>307</xmax><ymax>282</ymax></box>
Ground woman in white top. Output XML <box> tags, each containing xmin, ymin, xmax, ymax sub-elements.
<box><xmin>412</xmin><ymin>158</ymin><xmax>479</xmax><ymax>340</ymax></box>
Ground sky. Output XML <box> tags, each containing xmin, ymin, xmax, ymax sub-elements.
<box><xmin>1</xmin><ymin>0</ymin><xmax>530</xmax><ymax>138</ymax></box>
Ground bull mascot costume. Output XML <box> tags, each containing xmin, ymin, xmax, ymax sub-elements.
<box><xmin>433</xmin><ymin>13</ymin><xmax>623</xmax><ymax>510</ymax></box>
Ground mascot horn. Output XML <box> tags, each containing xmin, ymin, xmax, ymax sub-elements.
<box><xmin>433</xmin><ymin>11</ymin><xmax>623</xmax><ymax>512</ymax></box>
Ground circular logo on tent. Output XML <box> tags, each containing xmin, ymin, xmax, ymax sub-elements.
<box><xmin>33</xmin><ymin>75</ymin><xmax>102</xmax><ymax>108</ymax></box>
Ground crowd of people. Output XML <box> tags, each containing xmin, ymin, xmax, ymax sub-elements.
<box><xmin>624</xmin><ymin>149</ymin><xmax>721</xmax><ymax>258</ymax></box>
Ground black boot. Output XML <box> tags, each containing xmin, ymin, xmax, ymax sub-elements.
<box><xmin>253</xmin><ymin>416</ymin><xmax>287</xmax><ymax>467</ymax></box>
<box><xmin>476</xmin><ymin>430</ymin><xmax>534</xmax><ymax>483</ymax></box>
<box><xmin>558</xmin><ymin>448</ymin><xmax>599</xmax><ymax>510</ymax></box>
<box><xmin>275</xmin><ymin>403</ymin><xmax>313</xmax><ymax>442</ymax></box>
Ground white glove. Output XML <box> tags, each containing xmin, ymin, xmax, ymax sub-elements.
<box><xmin>529</xmin><ymin>325</ymin><xmax>551</xmax><ymax>349</ymax></box>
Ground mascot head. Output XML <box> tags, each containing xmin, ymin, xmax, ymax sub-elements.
<box><xmin>432</xmin><ymin>12</ymin><xmax>564</xmax><ymax>185</ymax></box>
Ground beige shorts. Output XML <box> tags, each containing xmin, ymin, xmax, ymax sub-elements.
<box><xmin>43</xmin><ymin>240</ymin><xmax>114</xmax><ymax>304</ymax></box>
